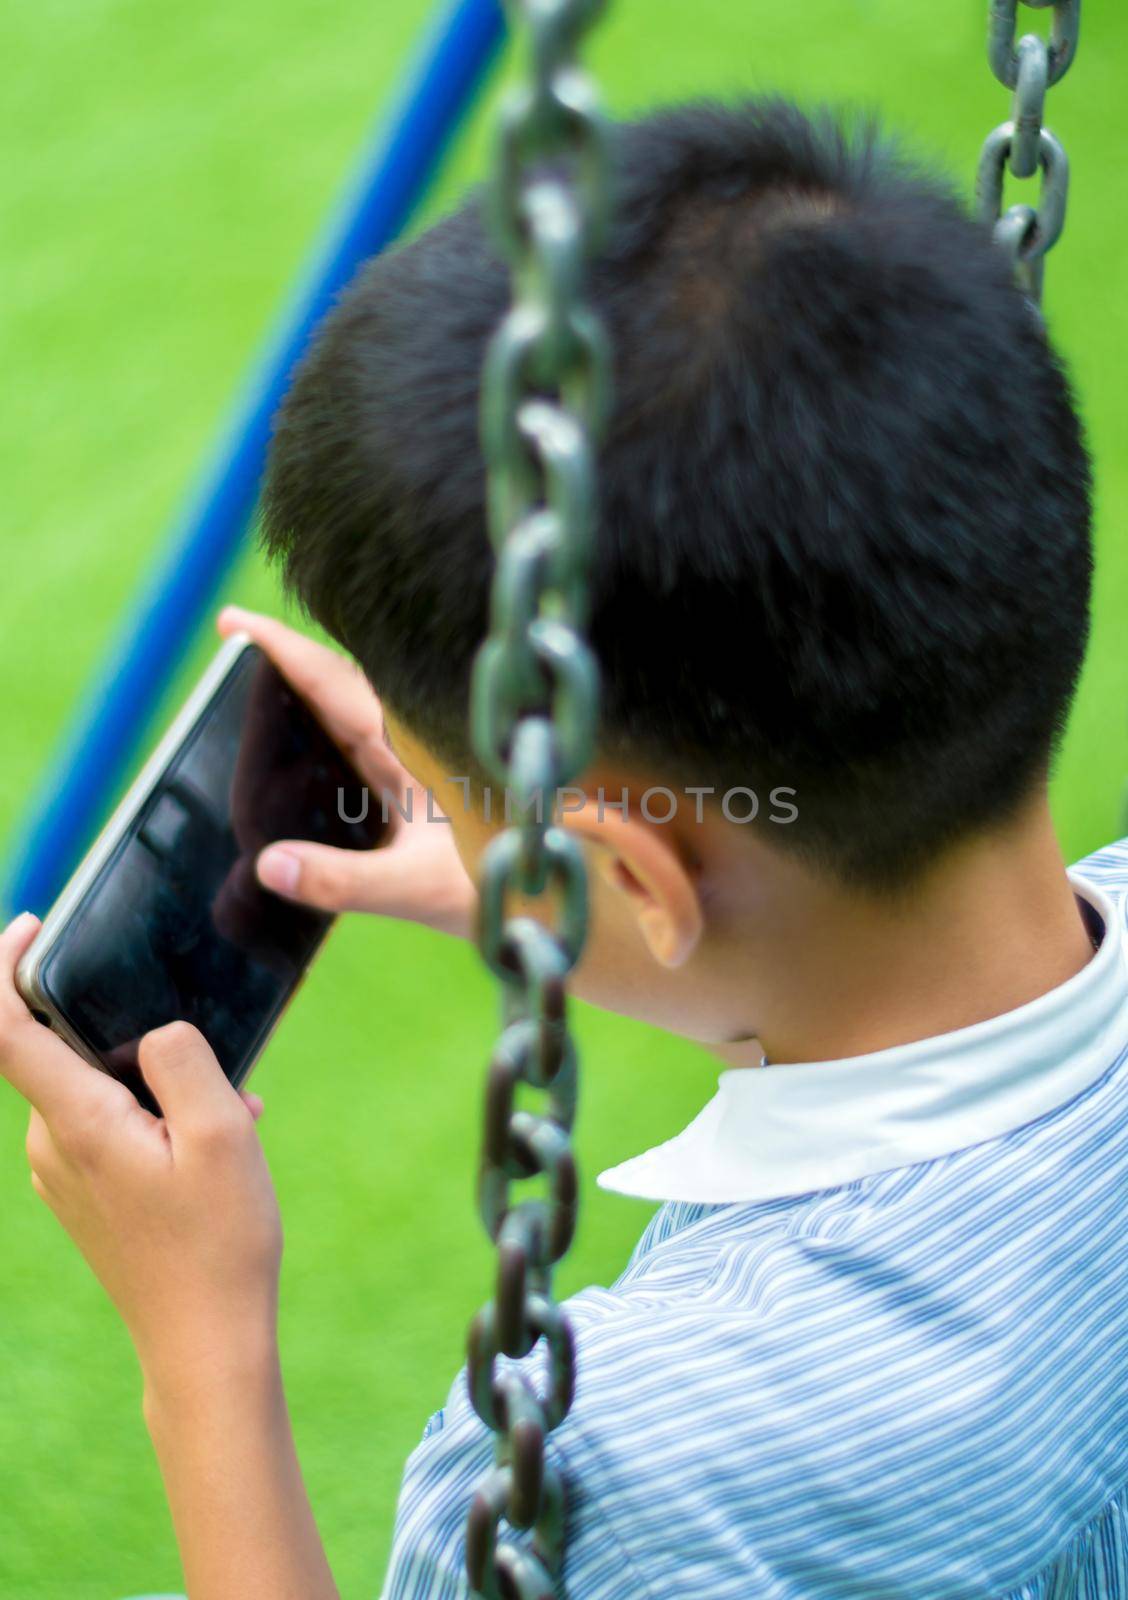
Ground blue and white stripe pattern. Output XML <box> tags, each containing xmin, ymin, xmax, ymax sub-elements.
<box><xmin>383</xmin><ymin>839</ymin><xmax>1128</xmax><ymax>1599</ymax></box>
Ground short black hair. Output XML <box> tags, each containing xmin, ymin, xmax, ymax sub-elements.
<box><xmin>261</xmin><ymin>98</ymin><xmax>1092</xmax><ymax>888</ymax></box>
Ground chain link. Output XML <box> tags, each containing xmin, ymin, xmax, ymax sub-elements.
<box><xmin>466</xmin><ymin>1</ymin><xmax>610</xmax><ymax>1595</ymax></box>
<box><xmin>977</xmin><ymin>0</ymin><xmax>1079</xmax><ymax>303</ymax></box>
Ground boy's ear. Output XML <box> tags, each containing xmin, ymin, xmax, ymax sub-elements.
<box><xmin>561</xmin><ymin>800</ymin><xmax>704</xmax><ymax>969</ymax></box>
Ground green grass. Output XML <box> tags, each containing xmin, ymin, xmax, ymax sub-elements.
<box><xmin>1</xmin><ymin>2</ymin><xmax>1127</xmax><ymax>1595</ymax></box>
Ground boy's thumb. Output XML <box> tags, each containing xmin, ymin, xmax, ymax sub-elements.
<box><xmin>138</xmin><ymin>1022</ymin><xmax>241</xmax><ymax>1136</ymax></box>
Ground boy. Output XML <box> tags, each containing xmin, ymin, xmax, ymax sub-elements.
<box><xmin>2</xmin><ymin>100</ymin><xmax>1124</xmax><ymax>1598</ymax></box>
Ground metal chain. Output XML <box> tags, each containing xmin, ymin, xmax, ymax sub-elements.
<box><xmin>976</xmin><ymin>0</ymin><xmax>1079</xmax><ymax>303</ymax></box>
<box><xmin>465</xmin><ymin>2</ymin><xmax>610</xmax><ymax>1596</ymax></box>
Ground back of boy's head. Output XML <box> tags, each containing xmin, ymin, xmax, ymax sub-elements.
<box><xmin>262</xmin><ymin>98</ymin><xmax>1092</xmax><ymax>890</ymax></box>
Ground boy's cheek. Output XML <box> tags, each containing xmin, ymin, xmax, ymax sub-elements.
<box><xmin>443</xmin><ymin>788</ymin><xmax>511</xmax><ymax>875</ymax></box>
<box><xmin>445</xmin><ymin>810</ymin><xmax>489</xmax><ymax>879</ymax></box>
<box><xmin>571</xmin><ymin>892</ymin><xmax>665</xmax><ymax>1013</ymax></box>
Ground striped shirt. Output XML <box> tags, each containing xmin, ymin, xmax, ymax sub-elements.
<box><xmin>383</xmin><ymin>838</ymin><xmax>1128</xmax><ymax>1599</ymax></box>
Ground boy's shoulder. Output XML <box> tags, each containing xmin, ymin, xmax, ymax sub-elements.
<box><xmin>1073</xmin><ymin>832</ymin><xmax>1128</xmax><ymax>896</ymax></box>
<box><xmin>384</xmin><ymin>840</ymin><xmax>1128</xmax><ymax>1600</ymax></box>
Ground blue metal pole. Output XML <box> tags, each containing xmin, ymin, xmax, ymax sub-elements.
<box><xmin>4</xmin><ymin>0</ymin><xmax>506</xmax><ymax>917</ymax></box>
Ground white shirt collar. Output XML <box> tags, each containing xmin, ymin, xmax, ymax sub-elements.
<box><xmin>597</xmin><ymin>871</ymin><xmax>1128</xmax><ymax>1206</ymax></box>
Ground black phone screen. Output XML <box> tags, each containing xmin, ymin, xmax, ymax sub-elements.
<box><xmin>39</xmin><ymin>645</ymin><xmax>383</xmax><ymax>1109</ymax></box>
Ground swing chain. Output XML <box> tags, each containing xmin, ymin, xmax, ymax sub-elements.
<box><xmin>466</xmin><ymin>0</ymin><xmax>610</xmax><ymax>1596</ymax></box>
<box><xmin>977</xmin><ymin>0</ymin><xmax>1079</xmax><ymax>303</ymax></box>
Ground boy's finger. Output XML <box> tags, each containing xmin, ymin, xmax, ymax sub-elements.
<box><xmin>137</xmin><ymin>1023</ymin><xmax>244</xmax><ymax>1145</ymax></box>
<box><xmin>217</xmin><ymin>607</ymin><xmax>386</xmax><ymax>754</ymax></box>
<box><xmin>240</xmin><ymin>1091</ymin><xmax>265</xmax><ymax>1122</ymax></box>
<box><xmin>257</xmin><ymin>839</ymin><xmax>408</xmax><ymax>914</ymax></box>
<box><xmin>0</xmin><ymin>915</ymin><xmax>108</xmax><ymax>1119</ymax></box>
<box><xmin>0</xmin><ymin>910</ymin><xmax>41</xmax><ymax>984</ymax></box>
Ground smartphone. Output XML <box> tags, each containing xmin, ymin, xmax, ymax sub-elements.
<box><xmin>16</xmin><ymin>635</ymin><xmax>384</xmax><ymax>1113</ymax></box>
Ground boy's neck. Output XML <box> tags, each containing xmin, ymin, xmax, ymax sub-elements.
<box><xmin>716</xmin><ymin>796</ymin><xmax>1094</xmax><ymax>1069</ymax></box>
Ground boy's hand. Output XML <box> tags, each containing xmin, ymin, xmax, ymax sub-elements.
<box><xmin>218</xmin><ymin>607</ymin><xmax>475</xmax><ymax>940</ymax></box>
<box><xmin>0</xmin><ymin>914</ymin><xmax>281</xmax><ymax>1403</ymax></box>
